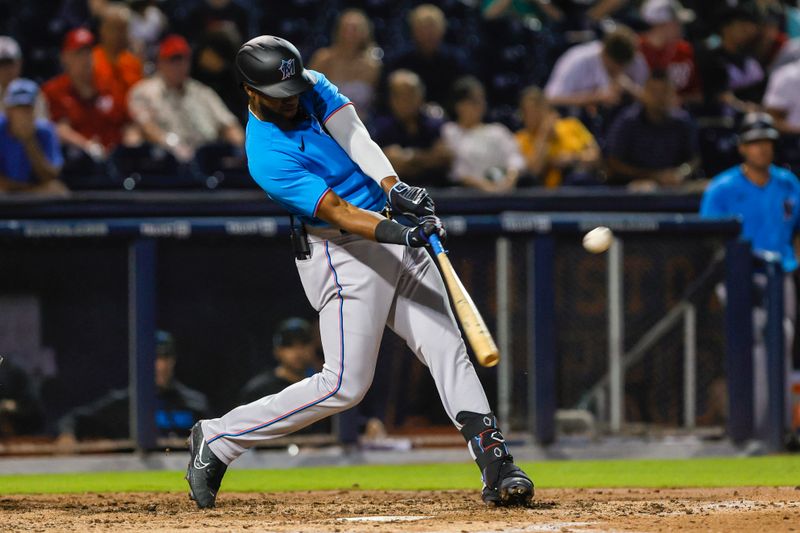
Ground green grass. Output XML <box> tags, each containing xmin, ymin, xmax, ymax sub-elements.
<box><xmin>1</xmin><ymin>456</ymin><xmax>799</xmax><ymax>494</ymax></box>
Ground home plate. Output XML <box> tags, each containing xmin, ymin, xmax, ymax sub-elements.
<box><xmin>339</xmin><ymin>515</ymin><xmax>429</xmax><ymax>523</ymax></box>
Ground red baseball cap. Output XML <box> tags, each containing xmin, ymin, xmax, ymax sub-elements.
<box><xmin>62</xmin><ymin>28</ymin><xmax>95</xmax><ymax>53</ymax></box>
<box><xmin>159</xmin><ymin>35</ymin><xmax>191</xmax><ymax>60</ymax></box>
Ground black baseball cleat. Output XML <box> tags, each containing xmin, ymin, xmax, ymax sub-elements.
<box><xmin>185</xmin><ymin>421</ymin><xmax>227</xmax><ymax>509</ymax></box>
<box><xmin>481</xmin><ymin>461</ymin><xmax>534</xmax><ymax>507</ymax></box>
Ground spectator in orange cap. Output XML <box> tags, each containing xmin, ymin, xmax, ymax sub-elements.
<box><xmin>93</xmin><ymin>3</ymin><xmax>143</xmax><ymax>100</ymax></box>
<box><xmin>43</xmin><ymin>28</ymin><xmax>130</xmax><ymax>163</ymax></box>
<box><xmin>128</xmin><ymin>35</ymin><xmax>243</xmax><ymax>162</ymax></box>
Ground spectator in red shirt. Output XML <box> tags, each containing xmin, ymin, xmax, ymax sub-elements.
<box><xmin>639</xmin><ymin>0</ymin><xmax>700</xmax><ymax>103</ymax></box>
<box><xmin>42</xmin><ymin>28</ymin><xmax>129</xmax><ymax>162</ymax></box>
<box><xmin>92</xmin><ymin>3</ymin><xmax>143</xmax><ymax>100</ymax></box>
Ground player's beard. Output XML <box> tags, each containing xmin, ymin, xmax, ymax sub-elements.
<box><xmin>256</xmin><ymin>100</ymin><xmax>307</xmax><ymax>130</ymax></box>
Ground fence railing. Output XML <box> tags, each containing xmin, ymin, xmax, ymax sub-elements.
<box><xmin>1</xmin><ymin>212</ymin><xmax>786</xmax><ymax>452</ymax></box>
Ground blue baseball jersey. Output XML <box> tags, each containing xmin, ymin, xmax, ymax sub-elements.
<box><xmin>245</xmin><ymin>70</ymin><xmax>385</xmax><ymax>226</ymax></box>
<box><xmin>701</xmin><ymin>164</ymin><xmax>800</xmax><ymax>272</ymax></box>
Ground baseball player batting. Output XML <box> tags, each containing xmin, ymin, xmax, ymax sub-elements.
<box><xmin>185</xmin><ymin>35</ymin><xmax>534</xmax><ymax>509</ymax></box>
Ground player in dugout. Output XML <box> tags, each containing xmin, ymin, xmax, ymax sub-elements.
<box><xmin>700</xmin><ymin>112</ymin><xmax>800</xmax><ymax>445</ymax></box>
<box><xmin>238</xmin><ymin>318</ymin><xmax>320</xmax><ymax>404</ymax></box>
<box><xmin>185</xmin><ymin>35</ymin><xmax>534</xmax><ymax>509</ymax></box>
<box><xmin>56</xmin><ymin>330</ymin><xmax>209</xmax><ymax>448</ymax></box>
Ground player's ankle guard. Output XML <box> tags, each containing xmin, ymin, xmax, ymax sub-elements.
<box><xmin>456</xmin><ymin>411</ymin><xmax>512</xmax><ymax>489</ymax></box>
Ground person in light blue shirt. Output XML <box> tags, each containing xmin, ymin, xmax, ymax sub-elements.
<box><xmin>186</xmin><ymin>35</ymin><xmax>534</xmax><ymax>510</ymax></box>
<box><xmin>0</xmin><ymin>78</ymin><xmax>66</xmax><ymax>194</ymax></box>
<box><xmin>701</xmin><ymin>112</ymin><xmax>798</xmax><ymax>443</ymax></box>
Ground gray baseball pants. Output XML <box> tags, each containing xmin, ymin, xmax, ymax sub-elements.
<box><xmin>202</xmin><ymin>229</ymin><xmax>491</xmax><ymax>464</ymax></box>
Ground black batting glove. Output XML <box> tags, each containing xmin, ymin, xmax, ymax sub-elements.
<box><xmin>404</xmin><ymin>215</ymin><xmax>446</xmax><ymax>248</ymax></box>
<box><xmin>389</xmin><ymin>181</ymin><xmax>435</xmax><ymax>218</ymax></box>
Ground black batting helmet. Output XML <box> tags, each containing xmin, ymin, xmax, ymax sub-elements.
<box><xmin>236</xmin><ymin>35</ymin><xmax>316</xmax><ymax>98</ymax></box>
<box><xmin>738</xmin><ymin>112</ymin><xmax>780</xmax><ymax>144</ymax></box>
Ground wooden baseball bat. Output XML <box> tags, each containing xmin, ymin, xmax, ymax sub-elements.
<box><xmin>428</xmin><ymin>234</ymin><xmax>499</xmax><ymax>368</ymax></box>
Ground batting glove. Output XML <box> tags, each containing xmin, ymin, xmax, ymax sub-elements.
<box><xmin>405</xmin><ymin>215</ymin><xmax>446</xmax><ymax>248</ymax></box>
<box><xmin>389</xmin><ymin>182</ymin><xmax>435</xmax><ymax>218</ymax></box>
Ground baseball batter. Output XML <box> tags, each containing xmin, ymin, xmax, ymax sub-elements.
<box><xmin>185</xmin><ymin>35</ymin><xmax>534</xmax><ymax>509</ymax></box>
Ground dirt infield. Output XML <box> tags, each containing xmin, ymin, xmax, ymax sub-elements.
<box><xmin>2</xmin><ymin>487</ymin><xmax>799</xmax><ymax>532</ymax></box>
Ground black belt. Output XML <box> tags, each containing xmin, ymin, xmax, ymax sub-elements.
<box><xmin>290</xmin><ymin>206</ymin><xmax>392</xmax><ymax>257</ymax></box>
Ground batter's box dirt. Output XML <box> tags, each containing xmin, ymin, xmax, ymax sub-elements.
<box><xmin>2</xmin><ymin>487</ymin><xmax>798</xmax><ymax>532</ymax></box>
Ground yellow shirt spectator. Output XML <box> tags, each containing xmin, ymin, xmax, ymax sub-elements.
<box><xmin>516</xmin><ymin>86</ymin><xmax>600</xmax><ymax>188</ymax></box>
<box><xmin>516</xmin><ymin>117</ymin><xmax>596</xmax><ymax>188</ymax></box>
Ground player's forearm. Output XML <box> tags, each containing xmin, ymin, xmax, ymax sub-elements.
<box><xmin>316</xmin><ymin>191</ymin><xmax>384</xmax><ymax>241</ymax></box>
<box><xmin>380</xmin><ymin>175</ymin><xmax>398</xmax><ymax>194</ymax></box>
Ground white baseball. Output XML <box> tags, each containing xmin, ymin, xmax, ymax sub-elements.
<box><xmin>582</xmin><ymin>226</ymin><xmax>613</xmax><ymax>254</ymax></box>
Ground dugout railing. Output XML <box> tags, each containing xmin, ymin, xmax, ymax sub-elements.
<box><xmin>1</xmin><ymin>210</ymin><xmax>784</xmax><ymax>455</ymax></box>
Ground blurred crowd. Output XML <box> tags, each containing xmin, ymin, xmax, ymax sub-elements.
<box><xmin>1</xmin><ymin>0</ymin><xmax>800</xmax><ymax>194</ymax></box>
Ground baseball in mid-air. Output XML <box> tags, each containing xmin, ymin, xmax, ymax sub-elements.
<box><xmin>582</xmin><ymin>226</ymin><xmax>613</xmax><ymax>254</ymax></box>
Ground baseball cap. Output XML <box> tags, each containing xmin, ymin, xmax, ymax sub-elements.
<box><xmin>3</xmin><ymin>78</ymin><xmax>38</xmax><ymax>107</ymax></box>
<box><xmin>62</xmin><ymin>28</ymin><xmax>95</xmax><ymax>53</ymax></box>
<box><xmin>738</xmin><ymin>112</ymin><xmax>780</xmax><ymax>144</ymax></box>
<box><xmin>641</xmin><ymin>0</ymin><xmax>695</xmax><ymax>26</ymax></box>
<box><xmin>156</xmin><ymin>330</ymin><xmax>177</xmax><ymax>358</ymax></box>
<box><xmin>159</xmin><ymin>34</ymin><xmax>191</xmax><ymax>60</ymax></box>
<box><xmin>0</xmin><ymin>36</ymin><xmax>21</xmax><ymax>61</ymax></box>
<box><xmin>273</xmin><ymin>318</ymin><xmax>312</xmax><ymax>348</ymax></box>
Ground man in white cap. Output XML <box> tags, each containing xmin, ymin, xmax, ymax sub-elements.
<box><xmin>638</xmin><ymin>0</ymin><xmax>700</xmax><ymax>103</ymax></box>
<box><xmin>0</xmin><ymin>36</ymin><xmax>49</xmax><ymax>119</ymax></box>
<box><xmin>0</xmin><ymin>79</ymin><xmax>67</xmax><ymax>194</ymax></box>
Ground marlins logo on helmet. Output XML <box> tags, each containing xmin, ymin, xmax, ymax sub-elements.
<box><xmin>279</xmin><ymin>59</ymin><xmax>295</xmax><ymax>80</ymax></box>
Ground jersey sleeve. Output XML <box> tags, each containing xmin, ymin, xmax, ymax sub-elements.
<box><xmin>249</xmin><ymin>150</ymin><xmax>331</xmax><ymax>218</ymax></box>
<box><xmin>301</xmin><ymin>70</ymin><xmax>352</xmax><ymax>124</ymax></box>
<box><xmin>699</xmin><ymin>182</ymin><xmax>727</xmax><ymax>218</ymax></box>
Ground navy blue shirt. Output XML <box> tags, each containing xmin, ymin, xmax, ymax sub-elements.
<box><xmin>701</xmin><ymin>164</ymin><xmax>800</xmax><ymax>272</ymax></box>
<box><xmin>606</xmin><ymin>103</ymin><xmax>698</xmax><ymax>176</ymax></box>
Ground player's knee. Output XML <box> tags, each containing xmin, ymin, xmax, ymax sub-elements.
<box><xmin>332</xmin><ymin>380</ymin><xmax>369</xmax><ymax>410</ymax></box>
